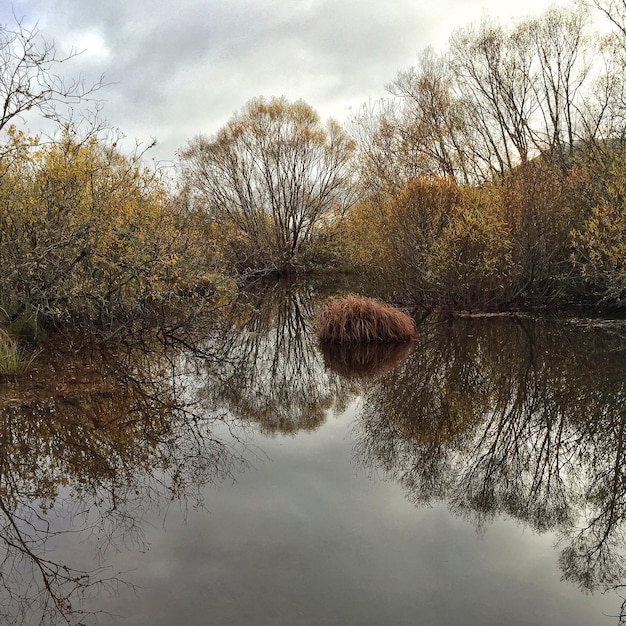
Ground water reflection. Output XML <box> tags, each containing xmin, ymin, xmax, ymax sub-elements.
<box><xmin>1</xmin><ymin>283</ymin><xmax>626</xmax><ymax>624</ymax></box>
<box><xmin>352</xmin><ymin>315</ymin><xmax>626</xmax><ymax>604</ymax></box>
<box><xmin>0</xmin><ymin>332</ymin><xmax>246</xmax><ymax>625</ymax></box>
<box><xmin>0</xmin><ymin>283</ymin><xmax>355</xmax><ymax>624</ymax></box>
<box><xmin>198</xmin><ymin>282</ymin><xmax>354</xmax><ymax>434</ymax></box>
<box><xmin>319</xmin><ymin>340</ymin><xmax>415</xmax><ymax>379</ymax></box>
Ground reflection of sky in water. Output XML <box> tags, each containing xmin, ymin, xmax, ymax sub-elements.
<box><xmin>94</xmin><ymin>403</ymin><xmax>620</xmax><ymax>626</ymax></box>
<box><xmin>4</xmin><ymin>296</ymin><xmax>626</xmax><ymax>625</ymax></box>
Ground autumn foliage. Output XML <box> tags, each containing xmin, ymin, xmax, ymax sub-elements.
<box><xmin>342</xmin><ymin>2</ymin><xmax>626</xmax><ymax>311</ymax></box>
<box><xmin>1</xmin><ymin>0</ymin><xmax>625</xmax><ymax>346</ymax></box>
<box><xmin>341</xmin><ymin>148</ymin><xmax>626</xmax><ymax>311</ymax></box>
<box><xmin>343</xmin><ymin>177</ymin><xmax>512</xmax><ymax>310</ymax></box>
<box><xmin>0</xmin><ymin>126</ymin><xmax>212</xmax><ymax>333</ymax></box>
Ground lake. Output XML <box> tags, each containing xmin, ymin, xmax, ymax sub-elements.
<box><xmin>1</xmin><ymin>282</ymin><xmax>625</xmax><ymax>625</ymax></box>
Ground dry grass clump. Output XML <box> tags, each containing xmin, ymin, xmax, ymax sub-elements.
<box><xmin>316</xmin><ymin>295</ymin><xmax>416</xmax><ymax>344</ymax></box>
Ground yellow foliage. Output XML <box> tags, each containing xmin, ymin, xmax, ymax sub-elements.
<box><xmin>570</xmin><ymin>154</ymin><xmax>626</xmax><ymax>304</ymax></box>
<box><xmin>0</xmin><ymin>128</ymin><xmax>208</xmax><ymax>327</ymax></box>
<box><xmin>343</xmin><ymin>177</ymin><xmax>511</xmax><ymax>309</ymax></box>
<box><xmin>345</xmin><ymin>155</ymin><xmax>623</xmax><ymax>310</ymax></box>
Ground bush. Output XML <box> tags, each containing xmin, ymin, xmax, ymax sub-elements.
<box><xmin>0</xmin><ymin>127</ymin><xmax>212</xmax><ymax>329</ymax></box>
<box><xmin>569</xmin><ymin>152</ymin><xmax>626</xmax><ymax>306</ymax></box>
<box><xmin>343</xmin><ymin>177</ymin><xmax>512</xmax><ymax>309</ymax></box>
<box><xmin>498</xmin><ymin>157</ymin><xmax>587</xmax><ymax>304</ymax></box>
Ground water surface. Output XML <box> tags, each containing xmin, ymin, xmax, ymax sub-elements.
<box><xmin>1</xmin><ymin>285</ymin><xmax>625</xmax><ymax>625</ymax></box>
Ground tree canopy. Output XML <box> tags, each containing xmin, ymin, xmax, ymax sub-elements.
<box><xmin>182</xmin><ymin>97</ymin><xmax>355</xmax><ymax>274</ymax></box>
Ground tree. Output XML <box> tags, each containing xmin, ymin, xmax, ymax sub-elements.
<box><xmin>359</xmin><ymin>5</ymin><xmax>601</xmax><ymax>189</ymax></box>
<box><xmin>449</xmin><ymin>18</ymin><xmax>538</xmax><ymax>176</ymax></box>
<box><xmin>590</xmin><ymin>0</ymin><xmax>626</xmax><ymax>133</ymax></box>
<box><xmin>591</xmin><ymin>0</ymin><xmax>626</xmax><ymax>42</ymax></box>
<box><xmin>0</xmin><ymin>17</ymin><xmax>102</xmax><ymax>135</ymax></box>
<box><xmin>350</xmin><ymin>51</ymin><xmax>473</xmax><ymax>197</ymax></box>
<box><xmin>181</xmin><ymin>97</ymin><xmax>355</xmax><ymax>274</ymax></box>
<box><xmin>449</xmin><ymin>6</ymin><xmax>595</xmax><ymax>175</ymax></box>
<box><xmin>530</xmin><ymin>6</ymin><xmax>593</xmax><ymax>165</ymax></box>
<box><xmin>389</xmin><ymin>49</ymin><xmax>472</xmax><ymax>184</ymax></box>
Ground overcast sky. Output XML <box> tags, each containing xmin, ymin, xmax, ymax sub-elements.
<box><xmin>3</xmin><ymin>0</ymin><xmax>578</xmax><ymax>163</ymax></box>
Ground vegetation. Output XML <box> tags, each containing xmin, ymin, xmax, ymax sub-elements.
<box><xmin>342</xmin><ymin>2</ymin><xmax>626</xmax><ymax>310</ymax></box>
<box><xmin>0</xmin><ymin>17</ymin><xmax>234</xmax><ymax>370</ymax></box>
<box><xmin>316</xmin><ymin>295</ymin><xmax>416</xmax><ymax>344</ymax></box>
<box><xmin>1</xmin><ymin>1</ymin><xmax>626</xmax><ymax>370</ymax></box>
<box><xmin>343</xmin><ymin>177</ymin><xmax>512</xmax><ymax>310</ymax></box>
<box><xmin>0</xmin><ymin>328</ymin><xmax>37</xmax><ymax>374</ymax></box>
<box><xmin>0</xmin><ymin>6</ymin><xmax>624</xmax><ymax>622</ymax></box>
<box><xmin>0</xmin><ymin>127</ymin><xmax>219</xmax><ymax>332</ymax></box>
<box><xmin>181</xmin><ymin>97</ymin><xmax>356</xmax><ymax>276</ymax></box>
<box><xmin>0</xmin><ymin>19</ymin><xmax>102</xmax><ymax>137</ymax></box>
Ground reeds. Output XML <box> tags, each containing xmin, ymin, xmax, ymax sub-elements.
<box><xmin>316</xmin><ymin>295</ymin><xmax>416</xmax><ymax>344</ymax></box>
<box><xmin>0</xmin><ymin>329</ymin><xmax>37</xmax><ymax>375</ymax></box>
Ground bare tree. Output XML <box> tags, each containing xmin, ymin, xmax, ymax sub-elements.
<box><xmin>529</xmin><ymin>6</ymin><xmax>593</xmax><ymax>165</ymax></box>
<box><xmin>591</xmin><ymin>0</ymin><xmax>626</xmax><ymax>40</ymax></box>
<box><xmin>349</xmin><ymin>98</ymin><xmax>410</xmax><ymax>200</ymax></box>
<box><xmin>589</xmin><ymin>0</ymin><xmax>626</xmax><ymax>133</ymax></box>
<box><xmin>182</xmin><ymin>97</ymin><xmax>355</xmax><ymax>274</ymax></box>
<box><xmin>0</xmin><ymin>17</ymin><xmax>103</xmax><ymax>133</ymax></box>
<box><xmin>450</xmin><ymin>18</ymin><xmax>538</xmax><ymax>176</ymax></box>
<box><xmin>448</xmin><ymin>7</ymin><xmax>595</xmax><ymax>175</ymax></box>
<box><xmin>364</xmin><ymin>5</ymin><xmax>602</xmax><ymax>187</ymax></box>
<box><xmin>387</xmin><ymin>48</ymin><xmax>473</xmax><ymax>184</ymax></box>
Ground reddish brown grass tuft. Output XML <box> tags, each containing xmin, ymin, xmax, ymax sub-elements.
<box><xmin>316</xmin><ymin>295</ymin><xmax>416</xmax><ymax>344</ymax></box>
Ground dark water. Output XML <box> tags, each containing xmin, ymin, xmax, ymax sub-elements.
<box><xmin>1</xmin><ymin>284</ymin><xmax>626</xmax><ymax>625</ymax></box>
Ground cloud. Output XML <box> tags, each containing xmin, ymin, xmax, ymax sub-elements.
<box><xmin>2</xmin><ymin>0</ymin><xmax>571</xmax><ymax>162</ymax></box>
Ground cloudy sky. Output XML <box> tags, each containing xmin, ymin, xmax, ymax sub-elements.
<box><xmin>2</xmin><ymin>0</ymin><xmax>578</xmax><ymax>163</ymax></box>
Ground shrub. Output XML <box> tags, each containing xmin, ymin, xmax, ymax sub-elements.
<box><xmin>342</xmin><ymin>177</ymin><xmax>512</xmax><ymax>309</ymax></box>
<box><xmin>0</xmin><ymin>127</ymin><xmax>211</xmax><ymax>329</ymax></box>
<box><xmin>569</xmin><ymin>152</ymin><xmax>626</xmax><ymax>306</ymax></box>
<box><xmin>498</xmin><ymin>157</ymin><xmax>585</xmax><ymax>304</ymax></box>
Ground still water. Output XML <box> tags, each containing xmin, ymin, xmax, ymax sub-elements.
<box><xmin>1</xmin><ymin>283</ymin><xmax>625</xmax><ymax>625</ymax></box>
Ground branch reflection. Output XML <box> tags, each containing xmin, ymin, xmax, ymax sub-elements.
<box><xmin>352</xmin><ymin>316</ymin><xmax>626</xmax><ymax>597</ymax></box>
<box><xmin>3</xmin><ymin>284</ymin><xmax>625</xmax><ymax>624</ymax></box>
<box><xmin>199</xmin><ymin>281</ymin><xmax>354</xmax><ymax>435</ymax></box>
<box><xmin>0</xmin><ymin>330</ymin><xmax>247</xmax><ymax>625</ymax></box>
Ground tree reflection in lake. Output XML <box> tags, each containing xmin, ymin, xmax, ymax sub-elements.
<box><xmin>198</xmin><ymin>281</ymin><xmax>355</xmax><ymax>435</ymax></box>
<box><xmin>352</xmin><ymin>315</ymin><xmax>626</xmax><ymax>610</ymax></box>
<box><xmin>2</xmin><ymin>281</ymin><xmax>626</xmax><ymax>624</ymax></box>
<box><xmin>0</xmin><ymin>330</ymin><xmax>247</xmax><ymax>625</ymax></box>
<box><xmin>0</xmin><ymin>282</ymin><xmax>358</xmax><ymax>624</ymax></box>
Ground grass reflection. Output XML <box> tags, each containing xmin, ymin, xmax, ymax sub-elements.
<box><xmin>319</xmin><ymin>340</ymin><xmax>414</xmax><ymax>379</ymax></box>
